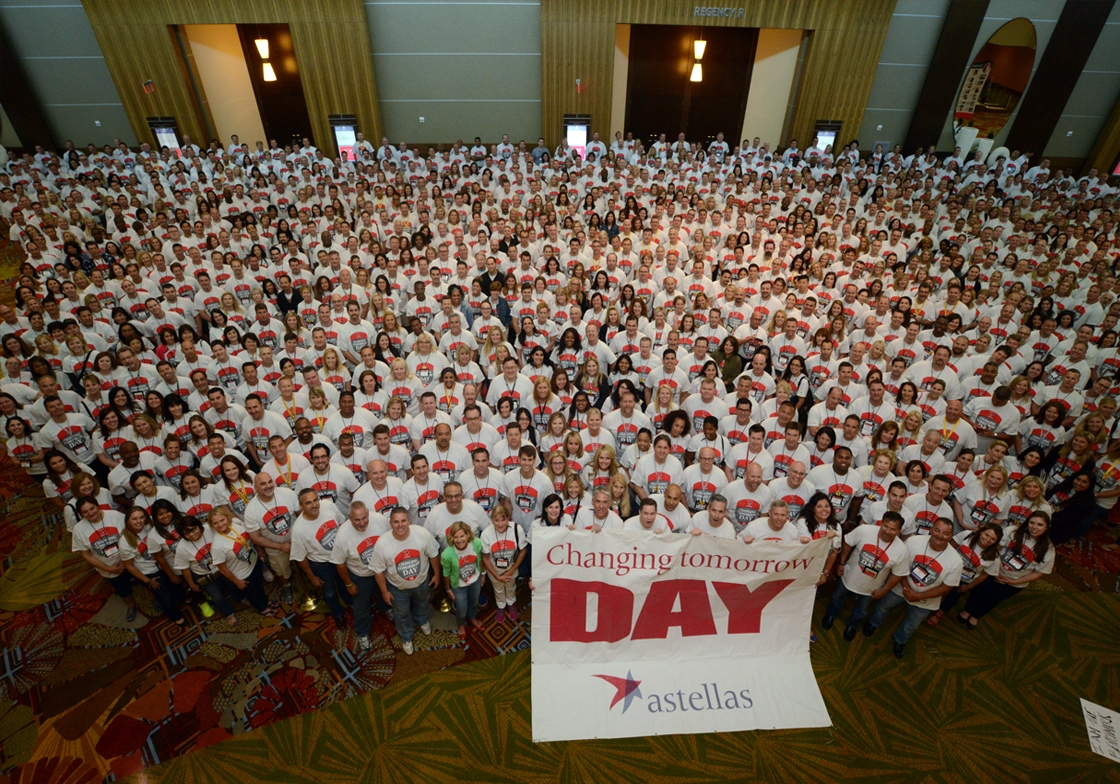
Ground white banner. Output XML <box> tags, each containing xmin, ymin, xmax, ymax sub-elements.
<box><xmin>531</xmin><ymin>529</ymin><xmax>832</xmax><ymax>742</ymax></box>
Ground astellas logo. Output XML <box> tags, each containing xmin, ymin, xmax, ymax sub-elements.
<box><xmin>594</xmin><ymin>671</ymin><xmax>753</xmax><ymax>714</ymax></box>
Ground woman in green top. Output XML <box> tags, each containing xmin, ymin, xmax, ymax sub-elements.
<box><xmin>713</xmin><ymin>336</ymin><xmax>743</xmax><ymax>391</ymax></box>
<box><xmin>441</xmin><ymin>521</ymin><xmax>487</xmax><ymax>640</ymax></box>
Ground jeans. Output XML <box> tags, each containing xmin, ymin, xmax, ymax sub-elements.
<box><xmin>824</xmin><ymin>579</ymin><xmax>874</xmax><ymax>630</ymax></box>
<box><xmin>309</xmin><ymin>559</ymin><xmax>347</xmax><ymax>621</ymax></box>
<box><xmin>519</xmin><ymin>542</ymin><xmax>533</xmax><ymax>579</ymax></box>
<box><xmin>201</xmin><ymin>576</ymin><xmax>235</xmax><ymax>617</ymax></box>
<box><xmin>386</xmin><ymin>580</ymin><xmax>431</xmax><ymax>643</ymax></box>
<box><xmin>106</xmin><ymin>571</ymin><xmax>134</xmax><ymax>599</ymax></box>
<box><xmin>963</xmin><ymin>579</ymin><xmax>1022</xmax><ymax>619</ymax></box>
<box><xmin>349</xmin><ymin>572</ymin><xmax>378</xmax><ymax>637</ymax></box>
<box><xmin>222</xmin><ymin>559</ymin><xmax>269</xmax><ymax>613</ymax></box>
<box><xmin>147</xmin><ymin>572</ymin><xmax>187</xmax><ymax>622</ymax></box>
<box><xmin>868</xmin><ymin>590</ymin><xmax>932</xmax><ymax>646</ymax></box>
<box><xmin>452</xmin><ymin>579</ymin><xmax>482</xmax><ymax>626</ymax></box>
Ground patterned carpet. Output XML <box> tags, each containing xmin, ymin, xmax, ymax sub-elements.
<box><xmin>129</xmin><ymin>587</ymin><xmax>1120</xmax><ymax>784</ymax></box>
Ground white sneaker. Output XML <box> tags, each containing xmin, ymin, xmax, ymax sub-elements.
<box><xmin>402</xmin><ymin>640</ymin><xmax>414</xmax><ymax>655</ymax></box>
<box><xmin>356</xmin><ymin>635</ymin><xmax>370</xmax><ymax>651</ymax></box>
<box><xmin>419</xmin><ymin>623</ymin><xmax>432</xmax><ymax>635</ymax></box>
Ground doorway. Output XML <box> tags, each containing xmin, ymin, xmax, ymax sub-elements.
<box><xmin>625</xmin><ymin>25</ymin><xmax>758</xmax><ymax>150</ymax></box>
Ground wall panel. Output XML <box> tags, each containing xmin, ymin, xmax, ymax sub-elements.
<box><xmin>539</xmin><ymin>0</ymin><xmax>896</xmax><ymax>150</ymax></box>
<box><xmin>80</xmin><ymin>0</ymin><xmax>383</xmax><ymax>155</ymax></box>
<box><xmin>365</xmin><ymin>0</ymin><xmax>542</xmax><ymax>144</ymax></box>
<box><xmin>0</xmin><ymin>0</ymin><xmax>134</xmax><ymax>146</ymax></box>
<box><xmin>1043</xmin><ymin>4</ymin><xmax>1120</xmax><ymax>163</ymax></box>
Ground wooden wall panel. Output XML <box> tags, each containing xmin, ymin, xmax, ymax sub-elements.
<box><xmin>81</xmin><ymin>0</ymin><xmax>383</xmax><ymax>155</ymax></box>
<box><xmin>540</xmin><ymin>0</ymin><xmax>897</xmax><ymax>148</ymax></box>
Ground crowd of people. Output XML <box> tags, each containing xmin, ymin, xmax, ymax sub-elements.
<box><xmin>1</xmin><ymin>126</ymin><xmax>1111</xmax><ymax>657</ymax></box>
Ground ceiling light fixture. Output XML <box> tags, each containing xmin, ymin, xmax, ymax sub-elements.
<box><xmin>262</xmin><ymin>62</ymin><xmax>277</xmax><ymax>81</ymax></box>
<box><xmin>694</xmin><ymin>39</ymin><xmax>707</xmax><ymax>59</ymax></box>
<box><xmin>255</xmin><ymin>38</ymin><xmax>269</xmax><ymax>59</ymax></box>
<box><xmin>690</xmin><ymin>62</ymin><xmax>703</xmax><ymax>82</ymax></box>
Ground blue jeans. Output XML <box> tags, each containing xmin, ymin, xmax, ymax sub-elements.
<box><xmin>220</xmin><ymin>559</ymin><xmax>269</xmax><ymax>614</ymax></box>
<box><xmin>868</xmin><ymin>590</ymin><xmax>931</xmax><ymax>646</ymax></box>
<box><xmin>824</xmin><ymin>580</ymin><xmax>874</xmax><ymax>630</ymax></box>
<box><xmin>386</xmin><ymin>580</ymin><xmax>431</xmax><ymax>643</ymax></box>
<box><xmin>349</xmin><ymin>572</ymin><xmax>378</xmax><ymax>637</ymax></box>
<box><xmin>452</xmin><ymin>579</ymin><xmax>482</xmax><ymax>626</ymax></box>
<box><xmin>519</xmin><ymin>542</ymin><xmax>533</xmax><ymax>579</ymax></box>
<box><xmin>201</xmin><ymin>575</ymin><xmax>235</xmax><ymax>617</ymax></box>
<box><xmin>147</xmin><ymin>572</ymin><xmax>187</xmax><ymax>622</ymax></box>
<box><xmin>309</xmin><ymin>559</ymin><xmax>347</xmax><ymax>621</ymax></box>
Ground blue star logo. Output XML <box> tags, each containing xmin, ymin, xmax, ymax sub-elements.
<box><xmin>593</xmin><ymin>670</ymin><xmax>643</xmax><ymax>713</ymax></box>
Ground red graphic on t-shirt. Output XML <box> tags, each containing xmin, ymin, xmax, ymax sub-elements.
<box><xmin>315</xmin><ymin>519</ymin><xmax>339</xmax><ymax>550</ymax></box>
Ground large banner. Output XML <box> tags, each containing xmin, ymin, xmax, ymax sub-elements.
<box><xmin>531</xmin><ymin>529</ymin><xmax>832</xmax><ymax>742</ymax></box>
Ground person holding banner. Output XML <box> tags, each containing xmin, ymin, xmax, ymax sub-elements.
<box><xmin>795</xmin><ymin>493</ymin><xmax>843</xmax><ymax>584</ymax></box>
<box><xmin>864</xmin><ymin>517</ymin><xmax>963</xmax><ymax>658</ymax></box>
<box><xmin>821</xmin><ymin>512</ymin><xmax>909</xmax><ymax>641</ymax></box>
<box><xmin>574</xmin><ymin>490</ymin><xmax>623</xmax><ymax>532</ymax></box>
<box><xmin>741</xmin><ymin>499</ymin><xmax>804</xmax><ymax>543</ymax></box>
<box><xmin>623</xmin><ymin>497</ymin><xmax>674</xmax><ymax>536</ymax></box>
<box><xmin>689</xmin><ymin>494</ymin><xmax>737</xmax><ymax>538</ymax></box>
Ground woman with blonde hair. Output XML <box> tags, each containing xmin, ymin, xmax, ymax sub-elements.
<box><xmin>208</xmin><ymin>504</ymin><xmax>273</xmax><ymax>618</ymax></box>
<box><xmin>529</xmin><ymin>376</ymin><xmax>562</xmax><ymax>431</ymax></box>
<box><xmin>544</xmin><ymin>449</ymin><xmax>574</xmax><ymax>494</ymax></box>
<box><xmin>305</xmin><ymin>386</ymin><xmax>336</xmax><ymax>433</ymax></box>
<box><xmin>563</xmin><ymin>430</ymin><xmax>588</xmax><ymax>473</ymax></box>
<box><xmin>480</xmin><ymin>325</ymin><xmax>513</xmax><ymax>377</ymax></box>
<box><xmin>540</xmin><ymin>411</ymin><xmax>570</xmax><ymax>455</ymax></box>
<box><xmin>953</xmin><ymin>464</ymin><xmax>1011</xmax><ymax>532</ymax></box>
<box><xmin>896</xmin><ymin>409</ymin><xmax>925</xmax><ymax>451</ymax></box>
<box><xmin>320</xmin><ymin>348</ymin><xmax>348</xmax><ymax>393</ymax></box>
<box><xmin>647</xmin><ymin>384</ymin><xmax>676</xmax><ymax>430</ymax></box>
<box><xmin>581</xmin><ymin>444</ymin><xmax>620</xmax><ymax>492</ymax></box>
<box><xmin>441</xmin><ymin>520</ymin><xmax>486</xmax><ymax>640</ymax></box>
<box><xmin>607</xmin><ymin>472</ymin><xmax>632</xmax><ymax>519</ymax></box>
<box><xmin>384</xmin><ymin>357</ymin><xmax>422</xmax><ymax>416</ymax></box>
<box><xmin>561</xmin><ymin>473</ymin><xmax>591</xmax><ymax>519</ymax></box>
<box><xmin>382</xmin><ymin>395</ymin><xmax>414</xmax><ymax>447</ymax></box>
<box><xmin>1004</xmin><ymin>475</ymin><xmax>1053</xmax><ymax>528</ymax></box>
<box><xmin>129</xmin><ymin>413</ymin><xmax>164</xmax><ymax>456</ymax></box>
<box><xmin>574</xmin><ymin>356</ymin><xmax>610</xmax><ymax>411</ymax></box>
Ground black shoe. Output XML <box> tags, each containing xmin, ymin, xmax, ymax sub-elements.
<box><xmin>862</xmin><ymin>622</ymin><xmax>876</xmax><ymax>637</ymax></box>
<box><xmin>893</xmin><ymin>642</ymin><xmax>906</xmax><ymax>659</ymax></box>
<box><xmin>821</xmin><ymin>614</ymin><xmax>835</xmax><ymax>631</ymax></box>
<box><xmin>843</xmin><ymin>626</ymin><xmax>857</xmax><ymax>642</ymax></box>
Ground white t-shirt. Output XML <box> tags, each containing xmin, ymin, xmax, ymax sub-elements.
<box><xmin>242</xmin><ymin>488</ymin><xmax>299</xmax><ymax>543</ymax></box>
<box><xmin>840</xmin><ymin>524</ymin><xmax>910</xmax><ymax>596</ymax></box>
<box><xmin>289</xmin><ymin>501</ymin><xmax>345</xmax><ymax>563</ymax></box>
<box><xmin>370</xmin><ymin>525</ymin><xmax>440</xmax><ymax>589</ymax></box>
<box><xmin>71</xmin><ymin>511</ymin><xmax>127</xmax><ymax>577</ymax></box>
<box><xmin>209</xmin><ymin>522</ymin><xmax>259</xmax><ymax>580</ymax></box>
<box><xmin>891</xmin><ymin>534</ymin><xmax>963</xmax><ymax>610</ymax></box>
<box><xmin>479</xmin><ymin>523</ymin><xmax>526</xmax><ymax>572</ymax></box>
<box><xmin>329</xmin><ymin>514</ymin><xmax>391</xmax><ymax>578</ymax></box>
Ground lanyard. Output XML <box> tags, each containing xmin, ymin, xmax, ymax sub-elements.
<box><xmin>233</xmin><ymin>481</ymin><xmax>251</xmax><ymax>506</ymax></box>
<box><xmin>940</xmin><ymin>418</ymin><xmax>960</xmax><ymax>441</ymax></box>
<box><xmin>278</xmin><ymin>456</ymin><xmax>295</xmax><ymax>486</ymax></box>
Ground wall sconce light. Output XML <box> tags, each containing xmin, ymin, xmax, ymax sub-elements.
<box><xmin>262</xmin><ymin>62</ymin><xmax>277</xmax><ymax>81</ymax></box>
<box><xmin>690</xmin><ymin>62</ymin><xmax>703</xmax><ymax>82</ymax></box>
<box><xmin>255</xmin><ymin>38</ymin><xmax>269</xmax><ymax>59</ymax></box>
<box><xmin>694</xmin><ymin>39</ymin><xmax>707</xmax><ymax>59</ymax></box>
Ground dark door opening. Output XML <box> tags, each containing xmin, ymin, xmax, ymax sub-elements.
<box><xmin>625</xmin><ymin>24</ymin><xmax>758</xmax><ymax>152</ymax></box>
<box><xmin>237</xmin><ymin>24</ymin><xmax>314</xmax><ymax>149</ymax></box>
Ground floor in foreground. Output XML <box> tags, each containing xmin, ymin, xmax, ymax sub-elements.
<box><xmin>130</xmin><ymin>586</ymin><xmax>1120</xmax><ymax>784</ymax></box>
